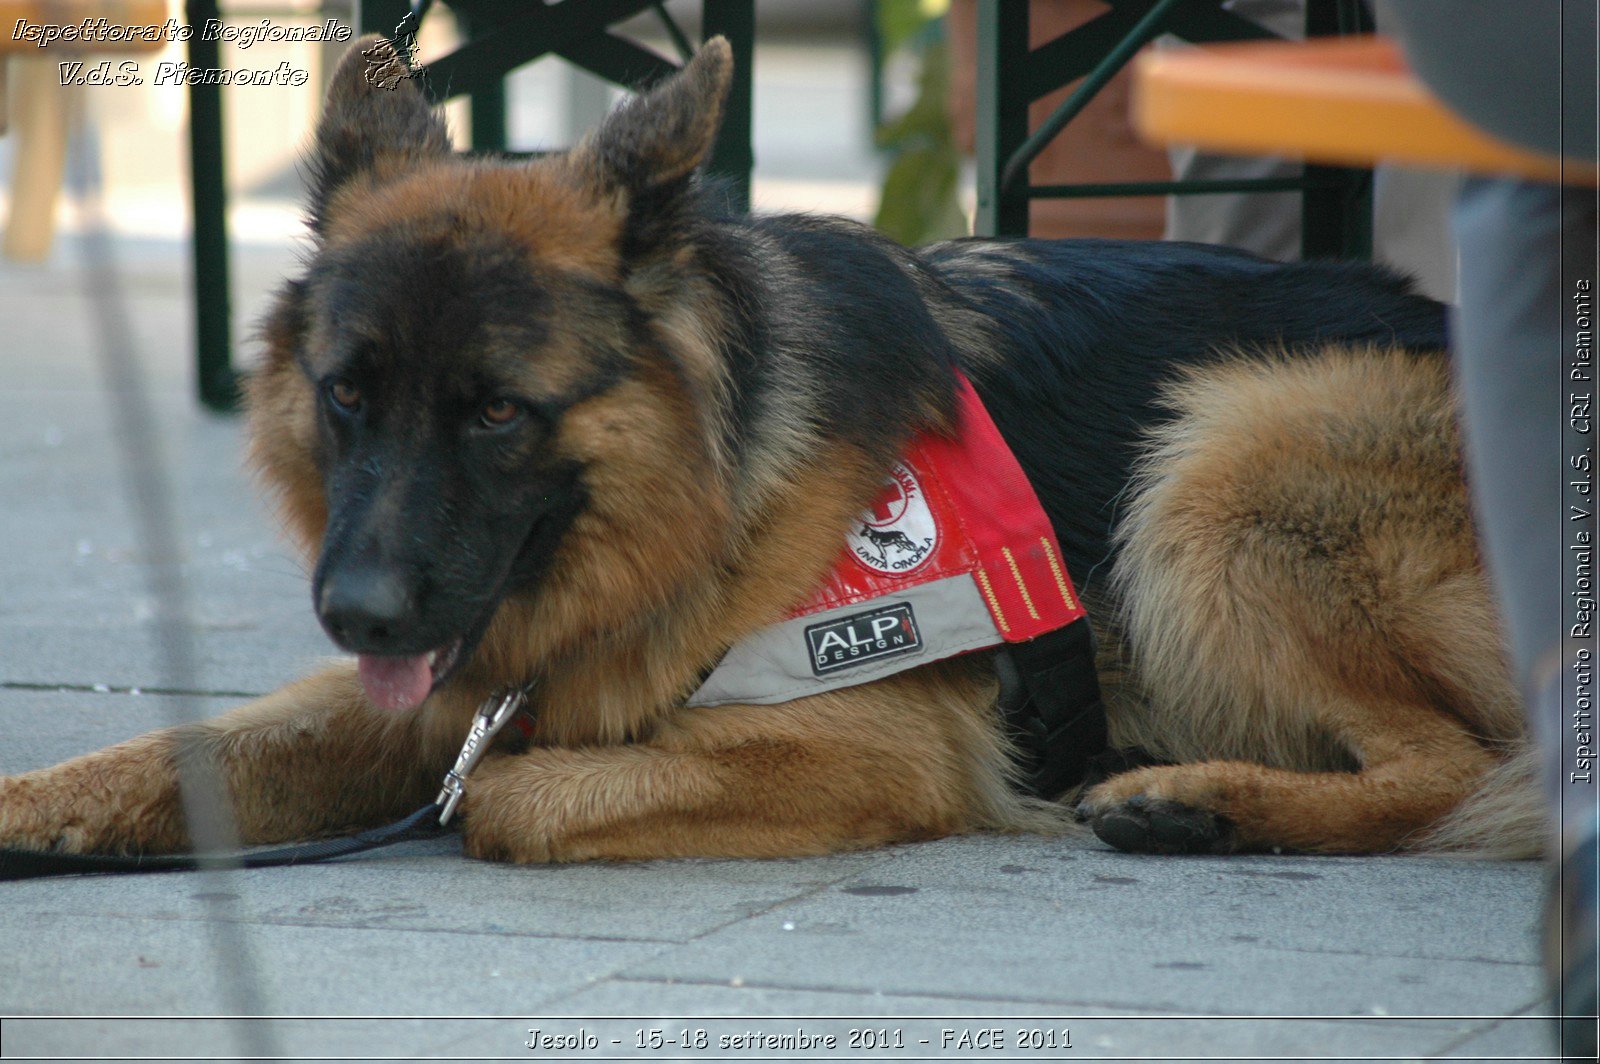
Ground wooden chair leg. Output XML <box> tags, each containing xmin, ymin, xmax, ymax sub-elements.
<box><xmin>5</xmin><ymin>56</ymin><xmax>71</xmax><ymax>262</ymax></box>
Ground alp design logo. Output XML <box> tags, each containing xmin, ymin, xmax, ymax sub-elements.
<box><xmin>806</xmin><ymin>602</ymin><xmax>923</xmax><ymax>675</ymax></box>
<box><xmin>847</xmin><ymin>462</ymin><xmax>937</xmax><ymax>576</ymax></box>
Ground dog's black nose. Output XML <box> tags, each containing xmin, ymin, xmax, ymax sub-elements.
<box><xmin>316</xmin><ymin>568</ymin><xmax>418</xmax><ymax>653</ymax></box>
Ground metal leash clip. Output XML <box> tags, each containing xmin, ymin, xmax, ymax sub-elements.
<box><xmin>436</xmin><ymin>686</ymin><xmax>532</xmax><ymax>827</ymax></box>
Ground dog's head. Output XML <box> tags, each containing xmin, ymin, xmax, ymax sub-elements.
<box><xmin>248</xmin><ymin>37</ymin><xmax>738</xmax><ymax>711</ymax></box>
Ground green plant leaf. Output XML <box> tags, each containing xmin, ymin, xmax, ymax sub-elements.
<box><xmin>873</xmin><ymin>40</ymin><xmax>966</xmax><ymax>244</ymax></box>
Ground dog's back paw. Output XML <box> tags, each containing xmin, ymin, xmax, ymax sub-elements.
<box><xmin>1081</xmin><ymin>794</ymin><xmax>1237</xmax><ymax>855</ymax></box>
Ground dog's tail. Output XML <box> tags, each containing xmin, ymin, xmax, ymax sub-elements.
<box><xmin>1415</xmin><ymin>741</ymin><xmax>1545</xmax><ymax>859</ymax></box>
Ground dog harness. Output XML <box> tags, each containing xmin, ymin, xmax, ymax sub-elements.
<box><xmin>687</xmin><ymin>372</ymin><xmax>1107</xmax><ymax>798</ymax></box>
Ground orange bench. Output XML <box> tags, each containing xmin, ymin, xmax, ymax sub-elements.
<box><xmin>1133</xmin><ymin>35</ymin><xmax>1598</xmax><ymax>186</ymax></box>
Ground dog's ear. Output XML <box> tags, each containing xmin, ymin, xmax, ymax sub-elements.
<box><xmin>307</xmin><ymin>34</ymin><xmax>451</xmax><ymax>235</ymax></box>
<box><xmin>571</xmin><ymin>36</ymin><xmax>732</xmax><ymax>203</ymax></box>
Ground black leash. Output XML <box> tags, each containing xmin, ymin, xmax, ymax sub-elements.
<box><xmin>0</xmin><ymin>618</ymin><xmax>1102</xmax><ymax>880</ymax></box>
<box><xmin>0</xmin><ymin>632</ymin><xmax>1105</xmax><ymax>878</ymax></box>
<box><xmin>0</xmin><ymin>803</ymin><xmax>452</xmax><ymax>882</ymax></box>
<box><xmin>0</xmin><ymin>686</ymin><xmax>534</xmax><ymax>882</ymax></box>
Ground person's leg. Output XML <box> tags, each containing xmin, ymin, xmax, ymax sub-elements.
<box><xmin>1453</xmin><ymin>176</ymin><xmax>1598</xmax><ymax>1060</ymax></box>
<box><xmin>1372</xmin><ymin>166</ymin><xmax>1459</xmax><ymax>300</ymax></box>
<box><xmin>1166</xmin><ymin>0</ymin><xmax>1461</xmax><ymax>305</ymax></box>
<box><xmin>1454</xmin><ymin>180</ymin><xmax>1593</xmax><ymax>811</ymax></box>
<box><xmin>1162</xmin><ymin>0</ymin><xmax>1305</xmax><ymax>260</ymax></box>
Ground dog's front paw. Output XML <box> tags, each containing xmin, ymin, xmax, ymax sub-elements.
<box><xmin>0</xmin><ymin>776</ymin><xmax>94</xmax><ymax>854</ymax></box>
<box><xmin>459</xmin><ymin>815</ymin><xmax>554</xmax><ymax>864</ymax></box>
<box><xmin>1077</xmin><ymin>792</ymin><xmax>1237</xmax><ymax>855</ymax></box>
<box><xmin>455</xmin><ymin>768</ymin><xmax>556</xmax><ymax>865</ymax></box>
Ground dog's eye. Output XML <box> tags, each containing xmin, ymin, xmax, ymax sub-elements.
<box><xmin>326</xmin><ymin>378</ymin><xmax>363</xmax><ymax>413</ymax></box>
<box><xmin>479</xmin><ymin>398</ymin><xmax>523</xmax><ymax>429</ymax></box>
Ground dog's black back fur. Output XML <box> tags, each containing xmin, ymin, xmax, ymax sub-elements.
<box><xmin>907</xmin><ymin>238</ymin><xmax>1446</xmax><ymax>601</ymax></box>
<box><xmin>687</xmin><ymin>213</ymin><xmax>963</xmax><ymax>479</ymax></box>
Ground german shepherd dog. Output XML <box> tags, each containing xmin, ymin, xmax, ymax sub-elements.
<box><xmin>0</xmin><ymin>39</ymin><xmax>1538</xmax><ymax>863</ymax></box>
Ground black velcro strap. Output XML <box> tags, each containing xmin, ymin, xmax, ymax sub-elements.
<box><xmin>995</xmin><ymin>618</ymin><xmax>1108</xmax><ymax>799</ymax></box>
<box><xmin>0</xmin><ymin>803</ymin><xmax>453</xmax><ymax>882</ymax></box>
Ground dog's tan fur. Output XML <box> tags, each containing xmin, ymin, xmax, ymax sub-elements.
<box><xmin>1087</xmin><ymin>347</ymin><xmax>1535</xmax><ymax>855</ymax></box>
<box><xmin>0</xmin><ymin>39</ymin><xmax>1538</xmax><ymax>863</ymax></box>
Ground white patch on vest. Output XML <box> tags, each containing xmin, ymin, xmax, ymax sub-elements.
<box><xmin>806</xmin><ymin>602</ymin><xmax>922</xmax><ymax>675</ymax></box>
<box><xmin>847</xmin><ymin>462</ymin><xmax>937</xmax><ymax>576</ymax></box>
<box><xmin>685</xmin><ymin>573</ymin><xmax>998</xmax><ymax>709</ymax></box>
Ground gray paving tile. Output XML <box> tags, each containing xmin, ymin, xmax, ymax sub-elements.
<box><xmin>856</xmin><ymin>833</ymin><xmax>1544</xmax><ymax>965</ymax></box>
<box><xmin>1429</xmin><ymin>1011</ymin><xmax>1556</xmax><ymax>1059</ymax></box>
<box><xmin>0</xmin><ymin>617</ymin><xmax>332</xmax><ymax>701</ymax></box>
<box><xmin>0</xmin><ymin>689</ymin><xmax>239</xmax><ymax>774</ymax></box>
<box><xmin>0</xmin><ymin>847</ymin><xmax>894</xmax><ymax>951</ymax></box>
<box><xmin>4</xmin><ymin>1010</ymin><xmax>1493</xmax><ymax>1063</ymax></box>
<box><xmin>3</xmin><ymin>1018</ymin><xmax>525</xmax><ymax>1063</ymax></box>
<box><xmin>0</xmin><ymin>387</ymin><xmax>330</xmax><ymax>695</ymax></box>
<box><xmin>449</xmin><ymin>979</ymin><xmax>1505</xmax><ymax>1061</ymax></box>
<box><xmin>620</xmin><ymin>834</ymin><xmax>1545</xmax><ymax>1018</ymax></box>
<box><xmin>0</xmin><ymin>913</ymin><xmax>671</xmax><ymax>1016</ymax></box>
<box><xmin>0</xmin><ymin>236</ymin><xmax>299</xmax><ymax>392</ymax></box>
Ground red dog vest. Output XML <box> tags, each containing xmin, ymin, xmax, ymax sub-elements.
<box><xmin>688</xmin><ymin>372</ymin><xmax>1088</xmax><ymax>708</ymax></box>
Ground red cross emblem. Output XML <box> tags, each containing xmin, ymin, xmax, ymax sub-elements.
<box><xmin>865</xmin><ymin>480</ymin><xmax>907</xmax><ymax>527</ymax></box>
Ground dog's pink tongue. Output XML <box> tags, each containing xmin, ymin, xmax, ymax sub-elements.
<box><xmin>357</xmin><ymin>654</ymin><xmax>432</xmax><ymax>712</ymax></box>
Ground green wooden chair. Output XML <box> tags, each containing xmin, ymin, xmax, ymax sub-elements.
<box><xmin>971</xmin><ymin>0</ymin><xmax>1373</xmax><ymax>257</ymax></box>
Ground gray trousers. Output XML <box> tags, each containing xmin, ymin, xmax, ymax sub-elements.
<box><xmin>1452</xmin><ymin>178</ymin><xmax>1598</xmax><ymax>829</ymax></box>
